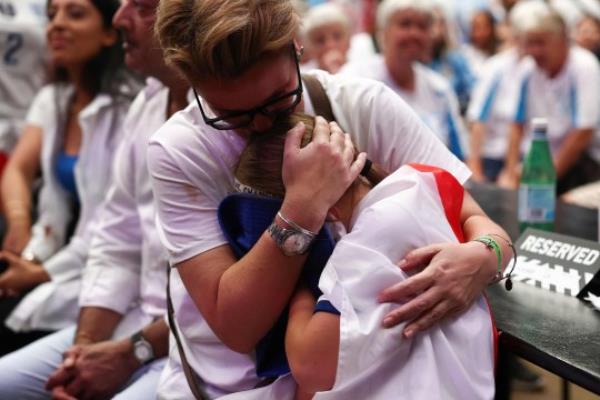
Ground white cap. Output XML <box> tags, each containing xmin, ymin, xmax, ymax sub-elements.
<box><xmin>580</xmin><ymin>0</ymin><xmax>600</xmax><ymax>21</ymax></box>
<box><xmin>531</xmin><ymin>117</ymin><xmax>548</xmax><ymax>131</ymax></box>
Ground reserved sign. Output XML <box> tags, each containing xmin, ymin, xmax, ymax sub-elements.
<box><xmin>512</xmin><ymin>228</ymin><xmax>600</xmax><ymax>299</ymax></box>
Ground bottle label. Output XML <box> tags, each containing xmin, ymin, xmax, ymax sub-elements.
<box><xmin>518</xmin><ymin>184</ymin><xmax>556</xmax><ymax>223</ymax></box>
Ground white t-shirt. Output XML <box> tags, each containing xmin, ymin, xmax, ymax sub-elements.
<box><xmin>0</xmin><ymin>0</ymin><xmax>47</xmax><ymax>152</ymax></box>
<box><xmin>314</xmin><ymin>165</ymin><xmax>494</xmax><ymax>399</ymax></box>
<box><xmin>79</xmin><ymin>79</ymin><xmax>172</xmax><ymax>333</ymax></box>
<box><xmin>512</xmin><ymin>46</ymin><xmax>600</xmax><ymax>161</ymax></box>
<box><xmin>148</xmin><ymin>69</ymin><xmax>471</xmax><ymax>398</ymax></box>
<box><xmin>347</xmin><ymin>32</ymin><xmax>377</xmax><ymax>63</ymax></box>
<box><xmin>341</xmin><ymin>56</ymin><xmax>469</xmax><ymax>160</ymax></box>
<box><xmin>467</xmin><ymin>48</ymin><xmax>533</xmax><ymax>160</ymax></box>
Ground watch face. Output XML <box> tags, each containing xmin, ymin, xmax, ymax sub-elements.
<box><xmin>134</xmin><ymin>341</ymin><xmax>153</xmax><ymax>363</ymax></box>
<box><xmin>282</xmin><ymin>232</ymin><xmax>311</xmax><ymax>255</ymax></box>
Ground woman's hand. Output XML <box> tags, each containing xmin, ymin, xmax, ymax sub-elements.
<box><xmin>281</xmin><ymin>117</ymin><xmax>366</xmax><ymax>232</ymax></box>
<box><xmin>0</xmin><ymin>251</ymin><xmax>50</xmax><ymax>297</ymax></box>
<box><xmin>378</xmin><ymin>241</ymin><xmax>496</xmax><ymax>338</ymax></box>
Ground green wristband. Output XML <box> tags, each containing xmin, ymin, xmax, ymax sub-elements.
<box><xmin>472</xmin><ymin>235</ymin><xmax>503</xmax><ymax>281</ymax></box>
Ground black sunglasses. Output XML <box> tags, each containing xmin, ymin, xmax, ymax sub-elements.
<box><xmin>193</xmin><ymin>45</ymin><xmax>303</xmax><ymax>131</ymax></box>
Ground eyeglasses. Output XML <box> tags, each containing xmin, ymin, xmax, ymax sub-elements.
<box><xmin>193</xmin><ymin>44</ymin><xmax>303</xmax><ymax>131</ymax></box>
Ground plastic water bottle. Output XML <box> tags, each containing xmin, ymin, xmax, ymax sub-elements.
<box><xmin>518</xmin><ymin>118</ymin><xmax>556</xmax><ymax>232</ymax></box>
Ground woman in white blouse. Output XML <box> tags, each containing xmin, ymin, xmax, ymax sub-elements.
<box><xmin>0</xmin><ymin>0</ymin><xmax>137</xmax><ymax>355</ymax></box>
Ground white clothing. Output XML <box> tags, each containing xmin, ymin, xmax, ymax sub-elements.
<box><xmin>299</xmin><ymin>59</ymin><xmax>319</xmax><ymax>74</ymax></box>
<box><xmin>341</xmin><ymin>56</ymin><xmax>469</xmax><ymax>159</ymax></box>
<box><xmin>513</xmin><ymin>46</ymin><xmax>600</xmax><ymax>162</ymax></box>
<box><xmin>347</xmin><ymin>32</ymin><xmax>377</xmax><ymax>64</ymax></box>
<box><xmin>300</xmin><ymin>32</ymin><xmax>376</xmax><ymax>74</ymax></box>
<box><xmin>7</xmin><ymin>84</ymin><xmax>130</xmax><ymax>332</ymax></box>
<box><xmin>461</xmin><ymin>43</ymin><xmax>490</xmax><ymax>80</ymax></box>
<box><xmin>314</xmin><ymin>165</ymin><xmax>494</xmax><ymax>399</ymax></box>
<box><xmin>0</xmin><ymin>79</ymin><xmax>174</xmax><ymax>400</ymax></box>
<box><xmin>0</xmin><ymin>0</ymin><xmax>47</xmax><ymax>152</ymax></box>
<box><xmin>148</xmin><ymin>69</ymin><xmax>471</xmax><ymax>398</ymax></box>
<box><xmin>467</xmin><ymin>48</ymin><xmax>532</xmax><ymax>160</ymax></box>
<box><xmin>157</xmin><ymin>342</ymin><xmax>296</xmax><ymax>400</ymax></box>
<box><xmin>562</xmin><ymin>181</ymin><xmax>600</xmax><ymax>209</ymax></box>
<box><xmin>0</xmin><ymin>326</ymin><xmax>167</xmax><ymax>400</ymax></box>
<box><xmin>79</xmin><ymin>78</ymin><xmax>169</xmax><ymax>322</ymax></box>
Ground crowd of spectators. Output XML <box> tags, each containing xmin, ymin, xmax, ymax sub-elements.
<box><xmin>0</xmin><ymin>0</ymin><xmax>598</xmax><ymax>399</ymax></box>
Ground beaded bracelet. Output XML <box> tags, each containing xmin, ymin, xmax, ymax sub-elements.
<box><xmin>487</xmin><ymin>233</ymin><xmax>517</xmax><ymax>291</ymax></box>
<box><xmin>472</xmin><ymin>234</ymin><xmax>517</xmax><ymax>291</ymax></box>
<box><xmin>472</xmin><ymin>236</ymin><xmax>503</xmax><ymax>279</ymax></box>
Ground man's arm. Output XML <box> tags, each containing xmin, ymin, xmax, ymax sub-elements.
<box><xmin>177</xmin><ymin>119</ymin><xmax>366</xmax><ymax>353</ymax></box>
<box><xmin>497</xmin><ymin>122</ymin><xmax>524</xmax><ymax>189</ymax></box>
<box><xmin>554</xmin><ymin>128</ymin><xmax>595</xmax><ymax>178</ymax></box>
<box><xmin>73</xmin><ymin>307</ymin><xmax>123</xmax><ymax>345</ymax></box>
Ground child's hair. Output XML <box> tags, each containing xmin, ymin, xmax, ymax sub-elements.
<box><xmin>235</xmin><ymin>113</ymin><xmax>387</xmax><ymax>198</ymax></box>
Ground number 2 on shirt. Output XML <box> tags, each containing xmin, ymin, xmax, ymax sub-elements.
<box><xmin>3</xmin><ymin>32</ymin><xmax>23</xmax><ymax>66</ymax></box>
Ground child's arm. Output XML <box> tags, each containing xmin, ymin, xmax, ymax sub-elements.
<box><xmin>285</xmin><ymin>286</ymin><xmax>340</xmax><ymax>394</ymax></box>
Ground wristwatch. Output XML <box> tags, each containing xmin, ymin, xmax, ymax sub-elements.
<box><xmin>268</xmin><ymin>212</ymin><xmax>316</xmax><ymax>257</ymax></box>
<box><xmin>130</xmin><ymin>331</ymin><xmax>154</xmax><ymax>365</ymax></box>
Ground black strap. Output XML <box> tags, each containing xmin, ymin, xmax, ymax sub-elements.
<box><xmin>167</xmin><ymin>270</ymin><xmax>277</xmax><ymax>397</ymax></box>
<box><xmin>302</xmin><ymin>73</ymin><xmax>336</xmax><ymax>123</ymax></box>
<box><xmin>167</xmin><ymin>270</ymin><xmax>210</xmax><ymax>400</ymax></box>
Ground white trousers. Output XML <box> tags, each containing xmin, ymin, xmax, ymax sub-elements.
<box><xmin>0</xmin><ymin>326</ymin><xmax>166</xmax><ymax>399</ymax></box>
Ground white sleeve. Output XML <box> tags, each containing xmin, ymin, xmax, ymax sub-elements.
<box><xmin>78</xmin><ymin>136</ymin><xmax>141</xmax><ymax>314</ymax></box>
<box><xmin>467</xmin><ymin>63</ymin><xmax>500</xmax><ymax>123</ymax></box>
<box><xmin>327</xmin><ymin>76</ymin><xmax>471</xmax><ymax>183</ymax></box>
<box><xmin>512</xmin><ymin>64</ymin><xmax>534</xmax><ymax>125</ymax></box>
<box><xmin>573</xmin><ymin>56</ymin><xmax>600</xmax><ymax>129</ymax></box>
<box><xmin>25</xmin><ymin>85</ymin><xmax>54</xmax><ymax>128</ymax></box>
<box><xmin>43</xmin><ymin>184</ymin><xmax>117</xmax><ymax>283</ymax></box>
<box><xmin>22</xmin><ymin>186</ymin><xmax>71</xmax><ymax>262</ymax></box>
<box><xmin>147</xmin><ymin>134</ymin><xmax>230</xmax><ymax>265</ymax></box>
<box><xmin>42</xmin><ymin>234</ymin><xmax>90</xmax><ymax>283</ymax></box>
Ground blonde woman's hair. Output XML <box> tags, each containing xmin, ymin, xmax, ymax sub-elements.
<box><xmin>235</xmin><ymin>113</ymin><xmax>387</xmax><ymax>198</ymax></box>
<box><xmin>155</xmin><ymin>0</ymin><xmax>300</xmax><ymax>85</ymax></box>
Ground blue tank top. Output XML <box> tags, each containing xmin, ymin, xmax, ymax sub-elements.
<box><xmin>55</xmin><ymin>152</ymin><xmax>79</xmax><ymax>198</ymax></box>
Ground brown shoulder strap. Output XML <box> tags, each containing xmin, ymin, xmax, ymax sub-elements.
<box><xmin>302</xmin><ymin>74</ymin><xmax>384</xmax><ymax>183</ymax></box>
<box><xmin>167</xmin><ymin>270</ymin><xmax>210</xmax><ymax>400</ymax></box>
<box><xmin>302</xmin><ymin>73</ymin><xmax>336</xmax><ymax>122</ymax></box>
